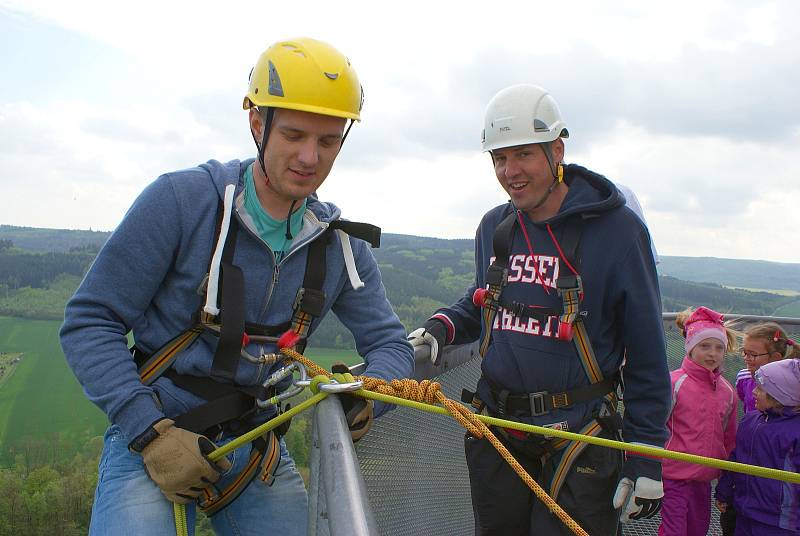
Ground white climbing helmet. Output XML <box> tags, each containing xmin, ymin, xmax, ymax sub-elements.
<box><xmin>481</xmin><ymin>84</ymin><xmax>569</xmax><ymax>152</ymax></box>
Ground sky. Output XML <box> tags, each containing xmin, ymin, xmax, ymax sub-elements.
<box><xmin>1</xmin><ymin>1</ymin><xmax>799</xmax><ymax>263</ymax></box>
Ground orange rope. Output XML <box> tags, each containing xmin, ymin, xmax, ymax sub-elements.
<box><xmin>281</xmin><ymin>348</ymin><xmax>587</xmax><ymax>536</ymax></box>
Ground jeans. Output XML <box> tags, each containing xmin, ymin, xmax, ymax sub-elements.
<box><xmin>89</xmin><ymin>425</ymin><xmax>308</xmax><ymax>535</ymax></box>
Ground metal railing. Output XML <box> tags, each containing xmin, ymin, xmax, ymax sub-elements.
<box><xmin>307</xmin><ymin>314</ymin><xmax>800</xmax><ymax>536</ymax></box>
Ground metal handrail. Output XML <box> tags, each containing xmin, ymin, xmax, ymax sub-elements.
<box><xmin>308</xmin><ymin>395</ymin><xmax>379</xmax><ymax>536</ymax></box>
<box><xmin>662</xmin><ymin>312</ymin><xmax>800</xmax><ymax>326</ymax></box>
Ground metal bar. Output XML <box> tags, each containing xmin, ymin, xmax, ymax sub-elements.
<box><xmin>350</xmin><ymin>343</ymin><xmax>477</xmax><ymax>380</ymax></box>
<box><xmin>307</xmin><ymin>416</ymin><xmax>325</xmax><ymax>536</ymax></box>
<box><xmin>662</xmin><ymin>312</ymin><xmax>800</xmax><ymax>326</ymax></box>
<box><xmin>313</xmin><ymin>395</ymin><xmax>379</xmax><ymax>536</ymax></box>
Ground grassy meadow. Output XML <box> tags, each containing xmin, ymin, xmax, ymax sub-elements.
<box><xmin>0</xmin><ymin>315</ymin><xmax>362</xmax><ymax>466</ymax></box>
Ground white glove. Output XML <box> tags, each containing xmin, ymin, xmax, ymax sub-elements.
<box><xmin>612</xmin><ymin>476</ymin><xmax>663</xmax><ymax>523</ymax></box>
<box><xmin>407</xmin><ymin>328</ymin><xmax>441</xmax><ymax>365</ymax></box>
<box><xmin>407</xmin><ymin>319</ymin><xmax>447</xmax><ymax>366</ymax></box>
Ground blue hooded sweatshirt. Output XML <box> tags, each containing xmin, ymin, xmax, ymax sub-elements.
<box><xmin>431</xmin><ymin>164</ymin><xmax>670</xmax><ymax>479</ymax></box>
<box><xmin>60</xmin><ymin>158</ymin><xmax>414</xmax><ymax>441</ymax></box>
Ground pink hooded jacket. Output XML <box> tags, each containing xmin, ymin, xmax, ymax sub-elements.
<box><xmin>662</xmin><ymin>356</ymin><xmax>737</xmax><ymax>481</ymax></box>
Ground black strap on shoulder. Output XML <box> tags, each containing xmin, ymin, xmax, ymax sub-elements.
<box><xmin>558</xmin><ymin>215</ymin><xmax>585</xmax><ymax>273</ymax></box>
<box><xmin>491</xmin><ymin>205</ymin><xmax>519</xmax><ymax>265</ymax></box>
<box><xmin>329</xmin><ymin>220</ymin><xmax>381</xmax><ymax>248</ymax></box>
<box><xmin>294</xmin><ymin>232</ymin><xmax>329</xmax><ymax>320</ymax></box>
<box><xmin>210</xmin><ymin>218</ymin><xmax>245</xmax><ymax>382</ymax></box>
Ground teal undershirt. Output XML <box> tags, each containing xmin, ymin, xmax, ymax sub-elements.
<box><xmin>243</xmin><ymin>164</ymin><xmax>306</xmax><ymax>262</ymax></box>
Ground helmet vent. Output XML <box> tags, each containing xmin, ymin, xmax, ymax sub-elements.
<box><xmin>533</xmin><ymin>119</ymin><xmax>550</xmax><ymax>132</ymax></box>
<box><xmin>324</xmin><ymin>72</ymin><xmax>339</xmax><ymax>80</ymax></box>
<box><xmin>267</xmin><ymin>60</ymin><xmax>284</xmax><ymax>97</ymax></box>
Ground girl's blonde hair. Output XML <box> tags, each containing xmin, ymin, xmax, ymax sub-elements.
<box><xmin>675</xmin><ymin>307</ymin><xmax>739</xmax><ymax>352</ymax></box>
<box><xmin>744</xmin><ymin>322</ymin><xmax>800</xmax><ymax>359</ymax></box>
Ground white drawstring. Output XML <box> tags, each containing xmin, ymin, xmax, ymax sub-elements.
<box><xmin>204</xmin><ymin>184</ymin><xmax>236</xmax><ymax>316</ymax></box>
<box><xmin>335</xmin><ymin>229</ymin><xmax>364</xmax><ymax>290</ymax></box>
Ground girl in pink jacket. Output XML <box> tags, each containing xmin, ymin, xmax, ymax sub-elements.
<box><xmin>658</xmin><ymin>306</ymin><xmax>738</xmax><ymax>536</ymax></box>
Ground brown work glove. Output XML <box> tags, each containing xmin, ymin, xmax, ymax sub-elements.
<box><xmin>129</xmin><ymin>418</ymin><xmax>232</xmax><ymax>504</ymax></box>
<box><xmin>331</xmin><ymin>363</ymin><xmax>374</xmax><ymax>442</ymax></box>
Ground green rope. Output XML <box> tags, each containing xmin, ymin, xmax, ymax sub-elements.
<box><xmin>354</xmin><ymin>388</ymin><xmax>800</xmax><ymax>485</ymax></box>
<box><xmin>173</xmin><ymin>390</ymin><xmax>329</xmax><ymax>535</ymax></box>
<box><xmin>207</xmin><ymin>391</ymin><xmax>328</xmax><ymax>462</ymax></box>
<box><xmin>173</xmin><ymin>501</ymin><xmax>188</xmax><ymax>536</ymax></box>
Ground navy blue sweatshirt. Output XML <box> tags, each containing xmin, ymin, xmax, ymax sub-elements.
<box><xmin>433</xmin><ymin>164</ymin><xmax>670</xmax><ymax>479</ymax></box>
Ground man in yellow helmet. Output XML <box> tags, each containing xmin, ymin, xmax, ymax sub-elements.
<box><xmin>61</xmin><ymin>37</ymin><xmax>413</xmax><ymax>534</ymax></box>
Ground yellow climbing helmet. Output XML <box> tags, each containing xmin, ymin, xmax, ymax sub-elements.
<box><xmin>243</xmin><ymin>37</ymin><xmax>363</xmax><ymax>121</ymax></box>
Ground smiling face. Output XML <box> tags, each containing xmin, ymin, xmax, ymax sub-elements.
<box><xmin>689</xmin><ymin>337</ymin><xmax>726</xmax><ymax>371</ymax></box>
<box><xmin>753</xmin><ymin>385</ymin><xmax>781</xmax><ymax>412</ymax></box>
<box><xmin>491</xmin><ymin>139</ymin><xmax>566</xmax><ymax>221</ymax></box>
<box><xmin>250</xmin><ymin>107</ymin><xmax>346</xmax><ymax>219</ymax></box>
<box><xmin>742</xmin><ymin>336</ymin><xmax>780</xmax><ymax>375</ymax></box>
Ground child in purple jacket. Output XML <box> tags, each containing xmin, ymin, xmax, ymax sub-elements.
<box><xmin>716</xmin><ymin>358</ymin><xmax>800</xmax><ymax>535</ymax></box>
<box><xmin>659</xmin><ymin>306</ymin><xmax>738</xmax><ymax>536</ymax></box>
<box><xmin>736</xmin><ymin>323</ymin><xmax>799</xmax><ymax>414</ymax></box>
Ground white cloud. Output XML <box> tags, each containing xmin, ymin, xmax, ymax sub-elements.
<box><xmin>1</xmin><ymin>0</ymin><xmax>799</xmax><ymax>264</ymax></box>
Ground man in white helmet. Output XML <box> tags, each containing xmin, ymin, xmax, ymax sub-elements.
<box><xmin>409</xmin><ymin>85</ymin><xmax>670</xmax><ymax>534</ymax></box>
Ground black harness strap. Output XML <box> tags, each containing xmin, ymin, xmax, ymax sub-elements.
<box><xmin>558</xmin><ymin>215</ymin><xmax>585</xmax><ymax>274</ymax></box>
<box><xmin>210</xmin><ymin>219</ymin><xmax>245</xmax><ymax>382</ymax></box>
<box><xmin>330</xmin><ymin>220</ymin><xmax>381</xmax><ymax>248</ymax></box>
<box><xmin>477</xmin><ymin>206</ymin><xmax>517</xmax><ymax>356</ymax></box>
<box><xmin>289</xmin><ymin>220</ymin><xmax>382</xmax><ymax>352</ymax></box>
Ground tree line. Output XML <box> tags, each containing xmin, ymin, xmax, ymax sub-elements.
<box><xmin>0</xmin><ymin>237</ymin><xmax>797</xmax><ymax>347</ymax></box>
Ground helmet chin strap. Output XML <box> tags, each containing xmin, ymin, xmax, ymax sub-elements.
<box><xmin>251</xmin><ymin>107</ymin><xmax>296</xmax><ymax>239</ymax></box>
<box><xmin>252</xmin><ymin>107</ymin><xmax>275</xmax><ymax>181</ymax></box>
<box><xmin>523</xmin><ymin>142</ymin><xmax>563</xmax><ymax>213</ymax></box>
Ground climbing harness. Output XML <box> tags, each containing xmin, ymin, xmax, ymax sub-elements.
<box><xmin>132</xmin><ymin>182</ymin><xmax>380</xmax><ymax>516</ymax></box>
<box><xmin>470</xmin><ymin>203</ymin><xmax>621</xmax><ymax>499</ymax></box>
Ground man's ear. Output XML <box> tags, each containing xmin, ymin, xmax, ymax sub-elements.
<box><xmin>249</xmin><ymin>108</ymin><xmax>263</xmax><ymax>140</ymax></box>
<box><xmin>552</xmin><ymin>137</ymin><xmax>565</xmax><ymax>162</ymax></box>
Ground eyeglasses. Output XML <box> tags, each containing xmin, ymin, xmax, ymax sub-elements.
<box><xmin>741</xmin><ymin>350</ymin><xmax>770</xmax><ymax>360</ymax></box>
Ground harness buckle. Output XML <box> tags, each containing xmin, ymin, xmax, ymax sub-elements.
<box><xmin>529</xmin><ymin>391</ymin><xmax>548</xmax><ymax>417</ymax></box>
<box><xmin>556</xmin><ymin>274</ymin><xmax>582</xmax><ymax>291</ymax></box>
<box><xmin>293</xmin><ymin>287</ymin><xmax>325</xmax><ymax>317</ymax></box>
<box><xmin>551</xmin><ymin>391</ymin><xmax>570</xmax><ymax>408</ymax></box>
<box><xmin>486</xmin><ymin>264</ymin><xmax>508</xmax><ymax>287</ymax></box>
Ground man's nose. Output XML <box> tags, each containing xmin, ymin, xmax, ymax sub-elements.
<box><xmin>503</xmin><ymin>158</ymin><xmax>521</xmax><ymax>178</ymax></box>
<box><xmin>297</xmin><ymin>139</ymin><xmax>319</xmax><ymax>166</ymax></box>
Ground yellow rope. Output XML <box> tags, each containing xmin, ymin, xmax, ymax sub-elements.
<box><xmin>173</xmin><ymin>502</ymin><xmax>188</xmax><ymax>536</ymax></box>
<box><xmin>283</xmin><ymin>348</ymin><xmax>588</xmax><ymax>536</ymax></box>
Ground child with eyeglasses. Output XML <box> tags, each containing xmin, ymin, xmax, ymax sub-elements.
<box><xmin>659</xmin><ymin>306</ymin><xmax>739</xmax><ymax>536</ymax></box>
<box><xmin>719</xmin><ymin>324</ymin><xmax>800</xmax><ymax>534</ymax></box>
<box><xmin>736</xmin><ymin>323</ymin><xmax>799</xmax><ymax>414</ymax></box>
<box><xmin>715</xmin><ymin>358</ymin><xmax>800</xmax><ymax>535</ymax></box>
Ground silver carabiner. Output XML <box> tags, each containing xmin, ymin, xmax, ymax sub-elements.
<box><xmin>256</xmin><ymin>361</ymin><xmax>309</xmax><ymax>409</ymax></box>
<box><xmin>295</xmin><ymin>377</ymin><xmax>363</xmax><ymax>393</ymax></box>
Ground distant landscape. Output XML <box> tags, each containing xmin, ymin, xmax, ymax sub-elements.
<box><xmin>0</xmin><ymin>223</ymin><xmax>798</xmax><ymax>534</ymax></box>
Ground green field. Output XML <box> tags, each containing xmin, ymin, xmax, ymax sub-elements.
<box><xmin>0</xmin><ymin>316</ymin><xmax>363</xmax><ymax>466</ymax></box>
<box><xmin>774</xmin><ymin>300</ymin><xmax>800</xmax><ymax>317</ymax></box>
<box><xmin>0</xmin><ymin>316</ymin><xmax>107</xmax><ymax>465</ymax></box>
